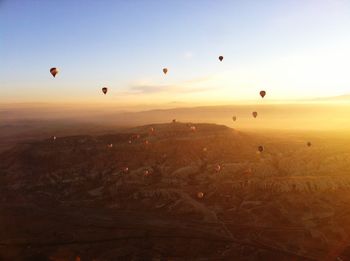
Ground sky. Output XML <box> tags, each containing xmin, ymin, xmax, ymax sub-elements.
<box><xmin>1</xmin><ymin>0</ymin><xmax>350</xmax><ymax>106</ymax></box>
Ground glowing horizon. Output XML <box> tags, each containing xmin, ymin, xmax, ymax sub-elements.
<box><xmin>1</xmin><ymin>1</ymin><xmax>350</xmax><ymax>105</ymax></box>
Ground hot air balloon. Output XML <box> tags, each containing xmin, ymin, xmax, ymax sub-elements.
<box><xmin>102</xmin><ymin>87</ymin><xmax>108</xmax><ymax>95</ymax></box>
<box><xmin>150</xmin><ymin>127</ymin><xmax>155</xmax><ymax>133</ymax></box>
<box><xmin>53</xmin><ymin>136</ymin><xmax>57</xmax><ymax>141</ymax></box>
<box><xmin>172</xmin><ymin>119</ymin><xmax>177</xmax><ymax>123</ymax></box>
<box><xmin>50</xmin><ymin>67</ymin><xmax>59</xmax><ymax>78</ymax></box>
<box><xmin>260</xmin><ymin>90</ymin><xmax>266</xmax><ymax>98</ymax></box>
<box><xmin>252</xmin><ymin>111</ymin><xmax>258</xmax><ymax>118</ymax></box>
<box><xmin>128</xmin><ymin>140</ymin><xmax>132</xmax><ymax>144</ymax></box>
<box><xmin>107</xmin><ymin>143</ymin><xmax>113</xmax><ymax>148</ymax></box>
<box><xmin>258</xmin><ymin>145</ymin><xmax>264</xmax><ymax>153</ymax></box>
<box><xmin>197</xmin><ymin>192</ymin><xmax>204</xmax><ymax>199</ymax></box>
<box><xmin>243</xmin><ymin>168</ymin><xmax>252</xmax><ymax>176</ymax></box>
<box><xmin>219</xmin><ymin>56</ymin><xmax>224</xmax><ymax>62</ymax></box>
<box><xmin>215</xmin><ymin>164</ymin><xmax>221</xmax><ymax>172</ymax></box>
<box><xmin>122</xmin><ymin>167</ymin><xmax>129</xmax><ymax>174</ymax></box>
<box><xmin>163</xmin><ymin>68</ymin><xmax>168</xmax><ymax>74</ymax></box>
<box><xmin>202</xmin><ymin>147</ymin><xmax>208</xmax><ymax>152</ymax></box>
<box><xmin>190</xmin><ymin>126</ymin><xmax>196</xmax><ymax>132</ymax></box>
<box><xmin>144</xmin><ymin>140</ymin><xmax>149</xmax><ymax>145</ymax></box>
<box><xmin>307</xmin><ymin>142</ymin><xmax>312</xmax><ymax>147</ymax></box>
<box><xmin>232</xmin><ymin>116</ymin><xmax>237</xmax><ymax>121</ymax></box>
<box><xmin>143</xmin><ymin>169</ymin><xmax>150</xmax><ymax>177</ymax></box>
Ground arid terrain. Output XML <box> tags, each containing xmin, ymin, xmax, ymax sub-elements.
<box><xmin>1</xmin><ymin>121</ymin><xmax>350</xmax><ymax>260</ymax></box>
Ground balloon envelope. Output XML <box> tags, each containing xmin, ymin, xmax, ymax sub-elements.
<box><xmin>232</xmin><ymin>116</ymin><xmax>237</xmax><ymax>121</ymax></box>
<box><xmin>163</xmin><ymin>68</ymin><xmax>168</xmax><ymax>74</ymax></box>
<box><xmin>219</xmin><ymin>56</ymin><xmax>223</xmax><ymax>61</ymax></box>
<box><xmin>197</xmin><ymin>192</ymin><xmax>204</xmax><ymax>199</ymax></box>
<box><xmin>252</xmin><ymin>111</ymin><xmax>258</xmax><ymax>118</ymax></box>
<box><xmin>102</xmin><ymin>87</ymin><xmax>108</xmax><ymax>94</ymax></box>
<box><xmin>258</xmin><ymin>145</ymin><xmax>264</xmax><ymax>152</ymax></box>
<box><xmin>50</xmin><ymin>67</ymin><xmax>59</xmax><ymax>78</ymax></box>
<box><xmin>260</xmin><ymin>90</ymin><xmax>266</xmax><ymax>98</ymax></box>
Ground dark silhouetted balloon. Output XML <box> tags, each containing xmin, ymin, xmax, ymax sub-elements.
<box><xmin>260</xmin><ymin>90</ymin><xmax>266</xmax><ymax>98</ymax></box>
<box><xmin>172</xmin><ymin>119</ymin><xmax>177</xmax><ymax>123</ymax></box>
<box><xmin>163</xmin><ymin>68</ymin><xmax>168</xmax><ymax>74</ymax></box>
<box><xmin>102</xmin><ymin>87</ymin><xmax>108</xmax><ymax>95</ymax></box>
<box><xmin>219</xmin><ymin>56</ymin><xmax>223</xmax><ymax>61</ymax></box>
<box><xmin>232</xmin><ymin>116</ymin><xmax>237</xmax><ymax>121</ymax></box>
<box><xmin>252</xmin><ymin>111</ymin><xmax>258</xmax><ymax>118</ymax></box>
<box><xmin>307</xmin><ymin>142</ymin><xmax>312</xmax><ymax>147</ymax></box>
<box><xmin>258</xmin><ymin>145</ymin><xmax>264</xmax><ymax>152</ymax></box>
<box><xmin>50</xmin><ymin>68</ymin><xmax>59</xmax><ymax>78</ymax></box>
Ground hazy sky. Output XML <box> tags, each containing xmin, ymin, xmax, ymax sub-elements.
<box><xmin>1</xmin><ymin>0</ymin><xmax>350</xmax><ymax>105</ymax></box>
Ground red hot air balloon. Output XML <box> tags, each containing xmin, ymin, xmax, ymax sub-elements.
<box><xmin>163</xmin><ymin>68</ymin><xmax>168</xmax><ymax>74</ymax></box>
<box><xmin>243</xmin><ymin>168</ymin><xmax>252</xmax><ymax>176</ymax></box>
<box><xmin>197</xmin><ymin>192</ymin><xmax>204</xmax><ymax>199</ymax></box>
<box><xmin>102</xmin><ymin>87</ymin><xmax>108</xmax><ymax>95</ymax></box>
<box><xmin>260</xmin><ymin>90</ymin><xmax>266</xmax><ymax>98</ymax></box>
<box><xmin>215</xmin><ymin>164</ymin><xmax>221</xmax><ymax>172</ymax></box>
<box><xmin>252</xmin><ymin>111</ymin><xmax>258</xmax><ymax>118</ymax></box>
<box><xmin>219</xmin><ymin>56</ymin><xmax>224</xmax><ymax>62</ymax></box>
<box><xmin>50</xmin><ymin>67</ymin><xmax>59</xmax><ymax>78</ymax></box>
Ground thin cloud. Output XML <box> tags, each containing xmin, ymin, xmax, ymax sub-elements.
<box><xmin>121</xmin><ymin>84</ymin><xmax>211</xmax><ymax>95</ymax></box>
<box><xmin>118</xmin><ymin>76</ymin><xmax>215</xmax><ymax>95</ymax></box>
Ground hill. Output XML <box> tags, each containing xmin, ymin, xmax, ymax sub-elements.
<box><xmin>1</xmin><ymin>123</ymin><xmax>350</xmax><ymax>260</ymax></box>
